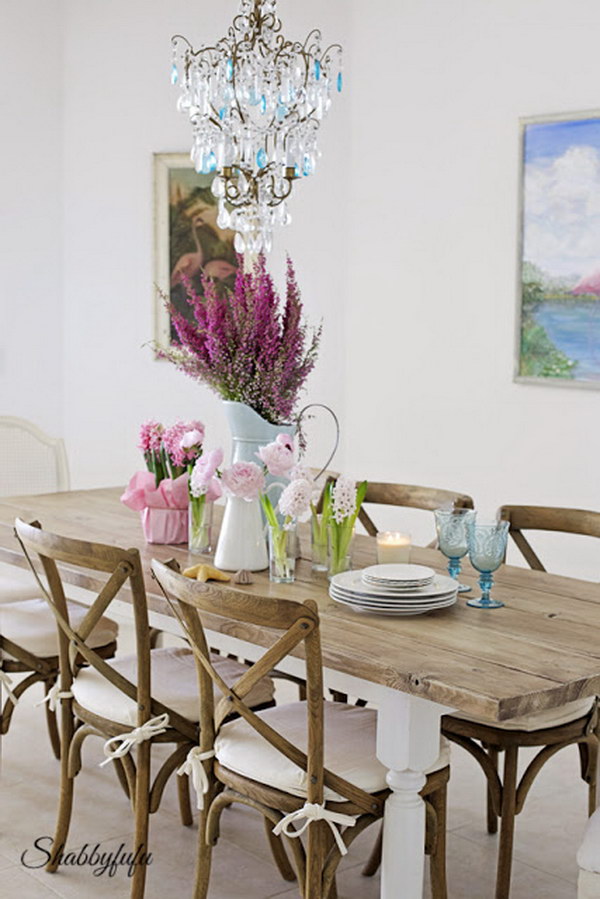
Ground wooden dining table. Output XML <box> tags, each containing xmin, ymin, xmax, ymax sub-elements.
<box><xmin>1</xmin><ymin>486</ymin><xmax>599</xmax><ymax>898</ymax></box>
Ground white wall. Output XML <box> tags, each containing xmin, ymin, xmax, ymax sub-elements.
<box><xmin>4</xmin><ymin>0</ymin><xmax>598</xmax><ymax>577</ymax></box>
<box><xmin>346</xmin><ymin>0</ymin><xmax>600</xmax><ymax>577</ymax></box>
<box><xmin>60</xmin><ymin>0</ymin><xmax>350</xmax><ymax>487</ymax></box>
<box><xmin>0</xmin><ymin>1</ymin><xmax>63</xmax><ymax>435</ymax></box>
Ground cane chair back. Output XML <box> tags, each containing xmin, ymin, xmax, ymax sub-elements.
<box><xmin>498</xmin><ymin>505</ymin><xmax>600</xmax><ymax>573</ymax></box>
<box><xmin>151</xmin><ymin>558</ymin><xmax>383</xmax><ymax>817</ymax></box>
<box><xmin>0</xmin><ymin>416</ymin><xmax>70</xmax><ymax>497</ymax></box>
<box><xmin>358</xmin><ymin>482</ymin><xmax>474</xmax><ymax>542</ymax></box>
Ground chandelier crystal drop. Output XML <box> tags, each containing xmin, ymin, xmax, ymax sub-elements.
<box><xmin>171</xmin><ymin>0</ymin><xmax>342</xmax><ymax>254</ymax></box>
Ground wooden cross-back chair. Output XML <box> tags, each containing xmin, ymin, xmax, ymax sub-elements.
<box><xmin>357</xmin><ymin>482</ymin><xmax>474</xmax><ymax>545</ymax></box>
<box><xmin>499</xmin><ymin>505</ymin><xmax>600</xmax><ymax>571</ymax></box>
<box><xmin>13</xmin><ymin>520</ymin><xmax>275</xmax><ymax>898</ymax></box>
<box><xmin>151</xmin><ymin>557</ymin><xmax>450</xmax><ymax>899</ymax></box>
<box><xmin>442</xmin><ymin>504</ymin><xmax>600</xmax><ymax>899</ymax></box>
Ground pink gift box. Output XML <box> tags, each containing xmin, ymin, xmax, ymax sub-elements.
<box><xmin>141</xmin><ymin>507</ymin><xmax>188</xmax><ymax>545</ymax></box>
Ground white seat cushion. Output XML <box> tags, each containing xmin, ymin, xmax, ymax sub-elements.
<box><xmin>71</xmin><ymin>647</ymin><xmax>275</xmax><ymax>728</ymax></box>
<box><xmin>215</xmin><ymin>700</ymin><xmax>449</xmax><ymax>803</ymax></box>
<box><xmin>0</xmin><ymin>598</ymin><xmax>118</xmax><ymax>658</ymax></box>
<box><xmin>453</xmin><ymin>696</ymin><xmax>595</xmax><ymax>733</ymax></box>
<box><xmin>579</xmin><ymin>808</ymin><xmax>600</xmax><ymax>874</ymax></box>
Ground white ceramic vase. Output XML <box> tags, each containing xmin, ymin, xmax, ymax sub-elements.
<box><xmin>214</xmin><ymin>401</ymin><xmax>294</xmax><ymax>572</ymax></box>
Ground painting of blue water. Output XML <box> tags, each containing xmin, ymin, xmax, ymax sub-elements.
<box><xmin>518</xmin><ymin>112</ymin><xmax>600</xmax><ymax>385</ymax></box>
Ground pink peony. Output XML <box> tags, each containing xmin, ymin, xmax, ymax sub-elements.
<box><xmin>180</xmin><ymin>428</ymin><xmax>204</xmax><ymax>451</ymax></box>
<box><xmin>190</xmin><ymin>448</ymin><xmax>224</xmax><ymax>499</ymax></box>
<box><xmin>256</xmin><ymin>434</ymin><xmax>295</xmax><ymax>476</ymax></box>
<box><xmin>222</xmin><ymin>461</ymin><xmax>265</xmax><ymax>500</ymax></box>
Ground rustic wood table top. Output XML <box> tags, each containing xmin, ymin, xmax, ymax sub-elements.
<box><xmin>1</xmin><ymin>487</ymin><xmax>599</xmax><ymax>722</ymax></box>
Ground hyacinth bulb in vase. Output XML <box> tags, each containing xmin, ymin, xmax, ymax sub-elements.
<box><xmin>188</xmin><ymin>447</ymin><xmax>223</xmax><ymax>554</ymax></box>
<box><xmin>327</xmin><ymin>478</ymin><xmax>368</xmax><ymax>577</ymax></box>
<box><xmin>258</xmin><ymin>436</ymin><xmax>313</xmax><ymax>583</ymax></box>
<box><xmin>158</xmin><ymin>255</ymin><xmax>321</xmax><ymax>568</ymax></box>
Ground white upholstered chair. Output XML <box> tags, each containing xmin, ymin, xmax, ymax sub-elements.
<box><xmin>578</xmin><ymin>809</ymin><xmax>600</xmax><ymax>898</ymax></box>
<box><xmin>0</xmin><ymin>415</ymin><xmax>70</xmax><ymax>603</ymax></box>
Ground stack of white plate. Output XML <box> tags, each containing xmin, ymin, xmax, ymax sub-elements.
<box><xmin>329</xmin><ymin>564</ymin><xmax>458</xmax><ymax>616</ymax></box>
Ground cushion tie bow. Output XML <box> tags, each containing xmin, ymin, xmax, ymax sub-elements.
<box><xmin>35</xmin><ymin>682</ymin><xmax>73</xmax><ymax>712</ymax></box>
<box><xmin>272</xmin><ymin>802</ymin><xmax>356</xmax><ymax>856</ymax></box>
<box><xmin>177</xmin><ymin>746</ymin><xmax>216</xmax><ymax>810</ymax></box>
<box><xmin>0</xmin><ymin>671</ymin><xmax>19</xmax><ymax>705</ymax></box>
<box><xmin>100</xmin><ymin>713</ymin><xmax>170</xmax><ymax>767</ymax></box>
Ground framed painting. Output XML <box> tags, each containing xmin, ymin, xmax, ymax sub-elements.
<box><xmin>153</xmin><ymin>153</ymin><xmax>239</xmax><ymax>349</ymax></box>
<box><xmin>515</xmin><ymin>111</ymin><xmax>600</xmax><ymax>388</ymax></box>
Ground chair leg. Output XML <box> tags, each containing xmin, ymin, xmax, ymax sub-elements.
<box><xmin>44</xmin><ymin>687</ymin><xmax>61</xmax><ymax>761</ymax></box>
<box><xmin>263</xmin><ymin>816</ymin><xmax>296</xmax><ymax>882</ymax></box>
<box><xmin>177</xmin><ymin>771</ymin><xmax>194</xmax><ymax>827</ymax></box>
<box><xmin>361</xmin><ymin>826</ymin><xmax>382</xmax><ymax>877</ymax></box>
<box><xmin>194</xmin><ymin>805</ymin><xmax>213</xmax><ymax>899</ymax></box>
<box><xmin>485</xmin><ymin>743</ymin><xmax>500</xmax><ymax>834</ymax></box>
<box><xmin>305</xmin><ymin>819</ymin><xmax>326</xmax><ymax>898</ymax></box>
<box><xmin>46</xmin><ymin>701</ymin><xmax>75</xmax><ymax>873</ymax></box>
<box><xmin>495</xmin><ymin>745</ymin><xmax>518</xmax><ymax>899</ymax></box>
<box><xmin>579</xmin><ymin>739</ymin><xmax>599</xmax><ymax>816</ymax></box>
<box><xmin>428</xmin><ymin>786</ymin><xmax>448</xmax><ymax>899</ymax></box>
<box><xmin>130</xmin><ymin>742</ymin><xmax>151</xmax><ymax>899</ymax></box>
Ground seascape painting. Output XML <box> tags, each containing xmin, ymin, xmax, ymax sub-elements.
<box><xmin>517</xmin><ymin>113</ymin><xmax>600</xmax><ymax>387</ymax></box>
<box><xmin>153</xmin><ymin>153</ymin><xmax>238</xmax><ymax>350</ymax></box>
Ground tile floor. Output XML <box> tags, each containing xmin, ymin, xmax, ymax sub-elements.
<box><xmin>0</xmin><ymin>611</ymin><xmax>585</xmax><ymax>898</ymax></box>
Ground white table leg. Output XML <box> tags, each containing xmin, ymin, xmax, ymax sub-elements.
<box><xmin>376</xmin><ymin>688</ymin><xmax>454</xmax><ymax>899</ymax></box>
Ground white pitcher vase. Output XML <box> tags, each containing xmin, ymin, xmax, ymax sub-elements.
<box><xmin>214</xmin><ymin>401</ymin><xmax>295</xmax><ymax>571</ymax></box>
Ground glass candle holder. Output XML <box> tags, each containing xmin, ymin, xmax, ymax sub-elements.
<box><xmin>188</xmin><ymin>496</ymin><xmax>213</xmax><ymax>555</ymax></box>
<box><xmin>434</xmin><ymin>508</ymin><xmax>476</xmax><ymax>593</ymax></box>
<box><xmin>466</xmin><ymin>520</ymin><xmax>509</xmax><ymax>609</ymax></box>
<box><xmin>376</xmin><ymin>531</ymin><xmax>411</xmax><ymax>564</ymax></box>
<box><xmin>268</xmin><ymin>523</ymin><xmax>297</xmax><ymax>583</ymax></box>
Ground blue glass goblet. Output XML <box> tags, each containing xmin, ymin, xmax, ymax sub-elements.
<box><xmin>434</xmin><ymin>508</ymin><xmax>476</xmax><ymax>593</ymax></box>
<box><xmin>466</xmin><ymin>520</ymin><xmax>509</xmax><ymax>609</ymax></box>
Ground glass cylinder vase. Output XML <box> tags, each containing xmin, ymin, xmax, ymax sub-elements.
<box><xmin>268</xmin><ymin>523</ymin><xmax>297</xmax><ymax>584</ymax></box>
<box><xmin>311</xmin><ymin>512</ymin><xmax>329</xmax><ymax>572</ymax></box>
<box><xmin>188</xmin><ymin>496</ymin><xmax>213</xmax><ymax>555</ymax></box>
<box><xmin>328</xmin><ymin>523</ymin><xmax>354</xmax><ymax>578</ymax></box>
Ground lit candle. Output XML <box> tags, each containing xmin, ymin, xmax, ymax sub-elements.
<box><xmin>376</xmin><ymin>531</ymin><xmax>411</xmax><ymax>564</ymax></box>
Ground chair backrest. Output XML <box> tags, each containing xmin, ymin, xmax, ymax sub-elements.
<box><xmin>0</xmin><ymin>416</ymin><xmax>70</xmax><ymax>496</ymax></box>
<box><xmin>498</xmin><ymin>505</ymin><xmax>600</xmax><ymax>572</ymax></box>
<box><xmin>358</xmin><ymin>482</ymin><xmax>475</xmax><ymax>538</ymax></box>
<box><xmin>151</xmin><ymin>558</ymin><xmax>383</xmax><ymax>816</ymax></box>
<box><xmin>12</xmin><ymin>518</ymin><xmax>195</xmax><ymax>740</ymax></box>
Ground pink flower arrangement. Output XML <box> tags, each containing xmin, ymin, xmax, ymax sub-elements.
<box><xmin>278</xmin><ymin>477</ymin><xmax>313</xmax><ymax>521</ymax></box>
<box><xmin>137</xmin><ymin>418</ymin><xmax>205</xmax><ymax>484</ymax></box>
<box><xmin>190</xmin><ymin>448</ymin><xmax>224</xmax><ymax>503</ymax></box>
<box><xmin>256</xmin><ymin>433</ymin><xmax>295</xmax><ymax>476</ymax></box>
<box><xmin>156</xmin><ymin>255</ymin><xmax>321</xmax><ymax>425</ymax></box>
<box><xmin>221</xmin><ymin>461</ymin><xmax>265</xmax><ymax>501</ymax></box>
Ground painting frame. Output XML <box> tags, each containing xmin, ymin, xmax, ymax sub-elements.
<box><xmin>152</xmin><ymin>152</ymin><xmax>238</xmax><ymax>352</ymax></box>
<box><xmin>514</xmin><ymin>110</ymin><xmax>600</xmax><ymax>390</ymax></box>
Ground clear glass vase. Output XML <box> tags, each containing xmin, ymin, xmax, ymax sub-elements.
<box><xmin>188</xmin><ymin>496</ymin><xmax>213</xmax><ymax>555</ymax></box>
<box><xmin>311</xmin><ymin>512</ymin><xmax>329</xmax><ymax>572</ymax></box>
<box><xmin>328</xmin><ymin>523</ymin><xmax>354</xmax><ymax>578</ymax></box>
<box><xmin>268</xmin><ymin>523</ymin><xmax>297</xmax><ymax>583</ymax></box>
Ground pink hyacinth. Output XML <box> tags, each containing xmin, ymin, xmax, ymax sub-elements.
<box><xmin>221</xmin><ymin>461</ymin><xmax>265</xmax><ymax>500</ymax></box>
<box><xmin>138</xmin><ymin>420</ymin><xmax>164</xmax><ymax>454</ymax></box>
<box><xmin>190</xmin><ymin>448</ymin><xmax>224</xmax><ymax>500</ymax></box>
<box><xmin>278</xmin><ymin>478</ymin><xmax>313</xmax><ymax>521</ymax></box>
<box><xmin>164</xmin><ymin>420</ymin><xmax>205</xmax><ymax>467</ymax></box>
<box><xmin>256</xmin><ymin>434</ymin><xmax>295</xmax><ymax>476</ymax></box>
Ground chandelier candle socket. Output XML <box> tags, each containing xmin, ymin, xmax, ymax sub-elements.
<box><xmin>376</xmin><ymin>532</ymin><xmax>412</xmax><ymax>564</ymax></box>
<box><xmin>171</xmin><ymin>0</ymin><xmax>342</xmax><ymax>253</ymax></box>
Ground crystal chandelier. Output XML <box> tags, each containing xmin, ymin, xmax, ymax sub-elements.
<box><xmin>171</xmin><ymin>0</ymin><xmax>342</xmax><ymax>254</ymax></box>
